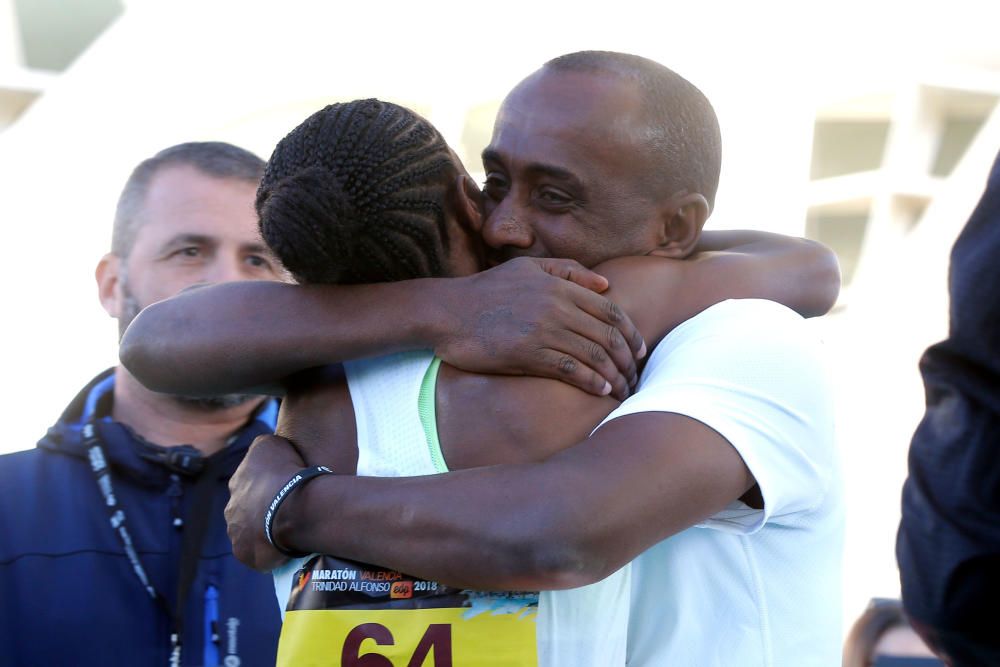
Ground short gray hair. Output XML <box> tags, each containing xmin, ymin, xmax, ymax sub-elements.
<box><xmin>111</xmin><ymin>141</ymin><xmax>265</xmax><ymax>258</ymax></box>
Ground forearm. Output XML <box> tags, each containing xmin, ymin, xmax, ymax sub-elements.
<box><xmin>593</xmin><ymin>234</ymin><xmax>840</xmax><ymax>351</ymax></box>
<box><xmin>123</xmin><ymin>258</ymin><xmax>647</xmax><ymax>401</ymax></box>
<box><xmin>694</xmin><ymin>231</ymin><xmax>841</xmax><ymax>317</ymax></box>
<box><xmin>273</xmin><ymin>413</ymin><xmax>748</xmax><ymax>590</ymax></box>
<box><xmin>278</xmin><ymin>464</ymin><xmax>597</xmax><ymax>591</ymax></box>
<box><xmin>695</xmin><ymin>229</ymin><xmax>820</xmax><ymax>254</ymax></box>
<box><xmin>120</xmin><ymin>279</ymin><xmax>445</xmax><ymax>396</ymax></box>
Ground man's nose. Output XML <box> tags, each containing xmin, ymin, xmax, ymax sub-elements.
<box><xmin>482</xmin><ymin>201</ymin><xmax>535</xmax><ymax>250</ymax></box>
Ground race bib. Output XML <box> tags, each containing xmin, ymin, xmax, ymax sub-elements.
<box><xmin>277</xmin><ymin>555</ymin><xmax>539</xmax><ymax>666</ymax></box>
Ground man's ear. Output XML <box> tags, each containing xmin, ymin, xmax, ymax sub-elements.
<box><xmin>451</xmin><ymin>173</ymin><xmax>484</xmax><ymax>232</ymax></box>
<box><xmin>648</xmin><ymin>193</ymin><xmax>710</xmax><ymax>259</ymax></box>
<box><xmin>95</xmin><ymin>253</ymin><xmax>123</xmax><ymax>318</ymax></box>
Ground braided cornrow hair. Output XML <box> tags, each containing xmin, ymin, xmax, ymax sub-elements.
<box><xmin>257</xmin><ymin>99</ymin><xmax>457</xmax><ymax>285</ymax></box>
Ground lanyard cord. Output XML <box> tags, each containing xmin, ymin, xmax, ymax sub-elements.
<box><xmin>84</xmin><ymin>419</ymin><xmax>221</xmax><ymax>667</ymax></box>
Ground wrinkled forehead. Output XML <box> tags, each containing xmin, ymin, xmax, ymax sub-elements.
<box><xmin>487</xmin><ymin>69</ymin><xmax>653</xmax><ymax>186</ymax></box>
<box><xmin>132</xmin><ymin>166</ymin><xmax>260</xmax><ymax>246</ymax></box>
<box><xmin>495</xmin><ymin>69</ymin><xmax>645</xmax><ymax>143</ymax></box>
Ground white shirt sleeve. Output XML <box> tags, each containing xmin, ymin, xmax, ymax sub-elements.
<box><xmin>594</xmin><ymin>299</ymin><xmax>836</xmax><ymax>534</ymax></box>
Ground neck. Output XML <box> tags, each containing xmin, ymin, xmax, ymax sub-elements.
<box><xmin>110</xmin><ymin>366</ymin><xmax>264</xmax><ymax>457</ymax></box>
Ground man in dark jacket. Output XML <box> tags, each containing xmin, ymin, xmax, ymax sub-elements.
<box><xmin>898</xmin><ymin>149</ymin><xmax>1000</xmax><ymax>666</ymax></box>
<box><xmin>0</xmin><ymin>142</ymin><xmax>287</xmax><ymax>666</ymax></box>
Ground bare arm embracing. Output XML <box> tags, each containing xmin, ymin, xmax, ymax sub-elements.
<box><xmin>229</xmin><ymin>296</ymin><xmax>830</xmax><ymax>588</ymax></box>
<box><xmin>598</xmin><ymin>230</ymin><xmax>840</xmax><ymax>347</ymax></box>
<box><xmin>232</xmin><ymin>411</ymin><xmax>750</xmax><ymax>589</ymax></box>
<box><xmin>120</xmin><ymin>257</ymin><xmax>646</xmax><ymax>400</ymax></box>
<box><xmin>121</xmin><ymin>231</ymin><xmax>837</xmax><ymax>403</ymax></box>
<box><xmin>227</xmin><ymin>232</ymin><xmax>839</xmax><ymax>575</ymax></box>
<box><xmin>692</xmin><ymin>229</ymin><xmax>840</xmax><ymax>316</ymax></box>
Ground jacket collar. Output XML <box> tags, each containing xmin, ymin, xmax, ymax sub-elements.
<box><xmin>38</xmin><ymin>369</ymin><xmax>278</xmax><ymax>487</ymax></box>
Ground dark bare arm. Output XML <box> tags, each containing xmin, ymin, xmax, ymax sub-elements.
<box><xmin>227</xmin><ymin>233</ymin><xmax>839</xmax><ymax>574</ymax></box>
<box><xmin>230</xmin><ymin>411</ymin><xmax>750</xmax><ymax>589</ymax></box>
<box><xmin>120</xmin><ymin>257</ymin><xmax>645</xmax><ymax>400</ymax></box>
<box><xmin>122</xmin><ymin>231</ymin><xmax>837</xmax><ymax>401</ymax></box>
<box><xmin>691</xmin><ymin>230</ymin><xmax>839</xmax><ymax>317</ymax></box>
<box><xmin>233</xmin><ymin>297</ymin><xmax>832</xmax><ymax>587</ymax></box>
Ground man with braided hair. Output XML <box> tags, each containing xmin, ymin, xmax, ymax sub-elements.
<box><xmin>126</xmin><ymin>51</ymin><xmax>844</xmax><ymax>666</ymax></box>
<box><xmin>0</xmin><ymin>142</ymin><xmax>287</xmax><ymax>666</ymax></box>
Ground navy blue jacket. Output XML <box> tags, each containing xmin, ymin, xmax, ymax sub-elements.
<box><xmin>0</xmin><ymin>370</ymin><xmax>282</xmax><ymax>666</ymax></box>
<box><xmin>898</xmin><ymin>150</ymin><xmax>1000</xmax><ymax>667</ymax></box>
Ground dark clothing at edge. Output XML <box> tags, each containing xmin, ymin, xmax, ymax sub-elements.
<box><xmin>0</xmin><ymin>370</ymin><xmax>281</xmax><ymax>666</ymax></box>
<box><xmin>898</xmin><ymin>149</ymin><xmax>1000</xmax><ymax>667</ymax></box>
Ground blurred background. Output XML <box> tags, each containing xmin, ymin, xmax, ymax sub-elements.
<box><xmin>2</xmin><ymin>0</ymin><xmax>998</xmax><ymax>638</ymax></box>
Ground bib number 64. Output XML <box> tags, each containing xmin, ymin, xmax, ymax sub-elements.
<box><xmin>342</xmin><ymin>623</ymin><xmax>452</xmax><ymax>667</ymax></box>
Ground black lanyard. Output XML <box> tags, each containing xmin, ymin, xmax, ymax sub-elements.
<box><xmin>84</xmin><ymin>419</ymin><xmax>220</xmax><ymax>667</ymax></box>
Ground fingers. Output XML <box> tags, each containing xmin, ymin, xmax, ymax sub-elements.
<box><xmin>227</xmin><ymin>435</ymin><xmax>303</xmax><ymax>570</ymax></box>
<box><xmin>564</xmin><ymin>326</ymin><xmax>632</xmax><ymax>400</ymax></box>
<box><xmin>594</xmin><ymin>290</ymin><xmax>646</xmax><ymax>363</ymax></box>
<box><xmin>441</xmin><ymin>256</ymin><xmax>646</xmax><ymax>396</ymax></box>
<box><xmin>531</xmin><ymin>347</ymin><xmax>618</xmax><ymax>398</ymax></box>
<box><xmin>248</xmin><ymin>433</ymin><xmax>305</xmax><ymax>465</ymax></box>
<box><xmin>524</xmin><ymin>325</ymin><xmax>635</xmax><ymax>400</ymax></box>
<box><xmin>563</xmin><ymin>285</ymin><xmax>645</xmax><ymax>390</ymax></box>
<box><xmin>250</xmin><ymin>433</ymin><xmax>287</xmax><ymax>451</ymax></box>
<box><xmin>535</xmin><ymin>257</ymin><xmax>609</xmax><ymax>293</ymax></box>
<box><xmin>532</xmin><ymin>258</ymin><xmax>646</xmax><ymax>393</ymax></box>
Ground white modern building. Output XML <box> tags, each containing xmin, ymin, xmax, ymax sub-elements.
<box><xmin>2</xmin><ymin>0</ymin><xmax>999</xmax><ymax>641</ymax></box>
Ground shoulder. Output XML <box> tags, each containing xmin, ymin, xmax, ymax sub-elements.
<box><xmin>635</xmin><ymin>298</ymin><xmax>833</xmax><ymax>437</ymax></box>
<box><xmin>654</xmin><ymin>298</ymin><xmax>811</xmax><ymax>347</ymax></box>
<box><xmin>639</xmin><ymin>299</ymin><xmax>828</xmax><ymax>397</ymax></box>
<box><xmin>0</xmin><ymin>448</ymin><xmax>95</xmax><ymax>560</ymax></box>
<box><xmin>0</xmin><ymin>447</ymin><xmax>80</xmax><ymax>487</ymax></box>
<box><xmin>603</xmin><ymin>299</ymin><xmax>839</xmax><ymax>525</ymax></box>
<box><xmin>0</xmin><ymin>445</ymin><xmax>91</xmax><ymax>494</ymax></box>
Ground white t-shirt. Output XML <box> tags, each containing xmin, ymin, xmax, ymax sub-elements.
<box><xmin>595</xmin><ymin>299</ymin><xmax>843</xmax><ymax>666</ymax></box>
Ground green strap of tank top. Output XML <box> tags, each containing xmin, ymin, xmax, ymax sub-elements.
<box><xmin>417</xmin><ymin>356</ymin><xmax>448</xmax><ymax>473</ymax></box>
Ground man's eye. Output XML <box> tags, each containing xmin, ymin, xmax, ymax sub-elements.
<box><xmin>246</xmin><ymin>255</ymin><xmax>273</xmax><ymax>270</ymax></box>
<box><xmin>482</xmin><ymin>173</ymin><xmax>508</xmax><ymax>198</ymax></box>
<box><xmin>537</xmin><ymin>189</ymin><xmax>573</xmax><ymax>206</ymax></box>
<box><xmin>176</xmin><ymin>247</ymin><xmax>201</xmax><ymax>258</ymax></box>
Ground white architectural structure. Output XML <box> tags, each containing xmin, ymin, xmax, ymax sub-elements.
<box><xmin>0</xmin><ymin>1</ymin><xmax>47</xmax><ymax>130</ymax></box>
<box><xmin>1</xmin><ymin>0</ymin><xmax>999</xmax><ymax>640</ymax></box>
<box><xmin>810</xmin><ymin>73</ymin><xmax>1000</xmax><ymax>626</ymax></box>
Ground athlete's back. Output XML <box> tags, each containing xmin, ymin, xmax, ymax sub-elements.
<box><xmin>274</xmin><ymin>351</ymin><xmax>629</xmax><ymax>666</ymax></box>
<box><xmin>264</xmin><ymin>251</ymin><xmax>833</xmax><ymax>664</ymax></box>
